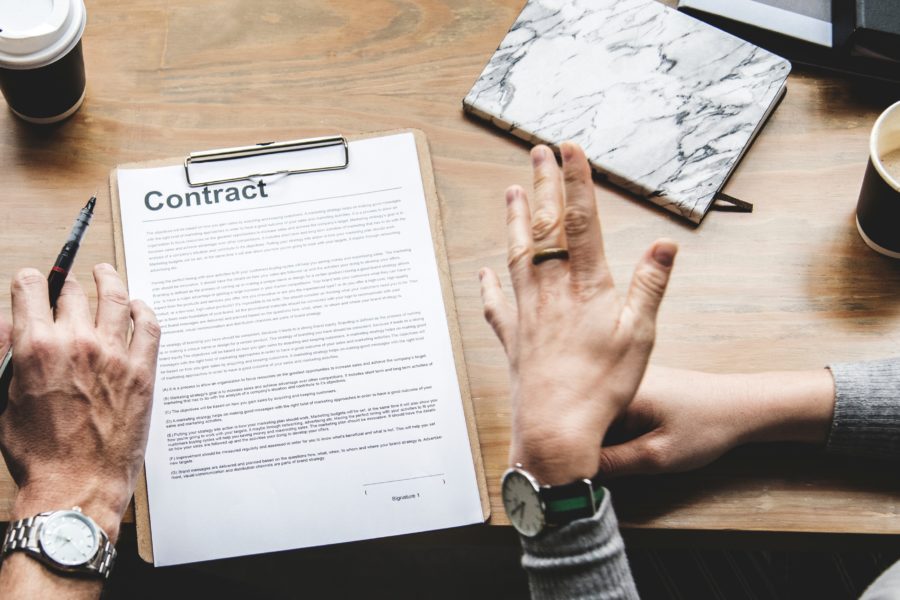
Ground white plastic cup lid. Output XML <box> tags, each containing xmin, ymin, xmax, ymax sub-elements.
<box><xmin>0</xmin><ymin>0</ymin><xmax>86</xmax><ymax>70</ymax></box>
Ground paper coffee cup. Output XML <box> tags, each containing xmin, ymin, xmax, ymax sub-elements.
<box><xmin>856</xmin><ymin>101</ymin><xmax>900</xmax><ymax>258</ymax></box>
<box><xmin>0</xmin><ymin>0</ymin><xmax>87</xmax><ymax>124</ymax></box>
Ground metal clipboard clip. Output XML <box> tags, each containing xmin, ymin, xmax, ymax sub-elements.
<box><xmin>183</xmin><ymin>135</ymin><xmax>350</xmax><ymax>187</ymax></box>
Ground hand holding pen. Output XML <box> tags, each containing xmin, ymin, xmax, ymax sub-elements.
<box><xmin>0</xmin><ymin>195</ymin><xmax>96</xmax><ymax>412</ymax></box>
<box><xmin>0</xmin><ymin>203</ymin><xmax>160</xmax><ymax>559</ymax></box>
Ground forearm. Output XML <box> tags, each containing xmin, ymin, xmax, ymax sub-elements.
<box><xmin>10</xmin><ymin>482</ymin><xmax>124</xmax><ymax>545</ymax></box>
<box><xmin>639</xmin><ymin>366</ymin><xmax>835</xmax><ymax>446</ymax></box>
<box><xmin>0</xmin><ymin>555</ymin><xmax>102</xmax><ymax>600</ymax></box>
<box><xmin>520</xmin><ymin>492</ymin><xmax>638</xmax><ymax>600</ymax></box>
<box><xmin>727</xmin><ymin>368</ymin><xmax>835</xmax><ymax>445</ymax></box>
<box><xmin>0</xmin><ymin>486</ymin><xmax>124</xmax><ymax>599</ymax></box>
<box><xmin>0</xmin><ymin>265</ymin><xmax>159</xmax><ymax>598</ymax></box>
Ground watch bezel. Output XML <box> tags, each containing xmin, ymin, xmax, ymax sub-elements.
<box><xmin>37</xmin><ymin>509</ymin><xmax>101</xmax><ymax>568</ymax></box>
<box><xmin>501</xmin><ymin>466</ymin><xmax>546</xmax><ymax>538</ymax></box>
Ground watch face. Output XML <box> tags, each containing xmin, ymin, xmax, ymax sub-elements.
<box><xmin>501</xmin><ymin>468</ymin><xmax>545</xmax><ymax>537</ymax></box>
<box><xmin>38</xmin><ymin>510</ymin><xmax>100</xmax><ymax>567</ymax></box>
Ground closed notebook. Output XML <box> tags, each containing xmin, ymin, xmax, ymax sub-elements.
<box><xmin>463</xmin><ymin>0</ymin><xmax>791</xmax><ymax>223</ymax></box>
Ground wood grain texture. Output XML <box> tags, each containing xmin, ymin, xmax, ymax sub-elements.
<box><xmin>0</xmin><ymin>0</ymin><xmax>898</xmax><ymax>535</ymax></box>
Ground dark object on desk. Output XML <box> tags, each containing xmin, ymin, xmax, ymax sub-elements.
<box><xmin>0</xmin><ymin>195</ymin><xmax>95</xmax><ymax>413</ymax></box>
<box><xmin>677</xmin><ymin>0</ymin><xmax>900</xmax><ymax>83</ymax></box>
<box><xmin>48</xmin><ymin>195</ymin><xmax>95</xmax><ymax>300</ymax></box>
<box><xmin>464</xmin><ymin>0</ymin><xmax>789</xmax><ymax>224</ymax></box>
<box><xmin>833</xmin><ymin>0</ymin><xmax>900</xmax><ymax>63</ymax></box>
<box><xmin>0</xmin><ymin>0</ymin><xmax>88</xmax><ymax>124</ymax></box>
<box><xmin>679</xmin><ymin>0</ymin><xmax>833</xmax><ymax>48</ymax></box>
<box><xmin>855</xmin><ymin>102</ymin><xmax>900</xmax><ymax>258</ymax></box>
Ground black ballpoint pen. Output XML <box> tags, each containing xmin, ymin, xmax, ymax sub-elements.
<box><xmin>0</xmin><ymin>195</ymin><xmax>96</xmax><ymax>412</ymax></box>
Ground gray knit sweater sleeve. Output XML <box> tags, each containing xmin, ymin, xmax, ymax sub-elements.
<box><xmin>826</xmin><ymin>360</ymin><xmax>900</xmax><ymax>459</ymax></box>
<box><xmin>519</xmin><ymin>361</ymin><xmax>900</xmax><ymax>599</ymax></box>
<box><xmin>861</xmin><ymin>560</ymin><xmax>900</xmax><ymax>600</ymax></box>
<box><xmin>520</xmin><ymin>491</ymin><xmax>638</xmax><ymax>600</ymax></box>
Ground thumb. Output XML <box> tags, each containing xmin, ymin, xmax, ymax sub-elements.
<box><xmin>599</xmin><ymin>435</ymin><xmax>666</xmax><ymax>478</ymax></box>
<box><xmin>624</xmin><ymin>239</ymin><xmax>677</xmax><ymax>326</ymax></box>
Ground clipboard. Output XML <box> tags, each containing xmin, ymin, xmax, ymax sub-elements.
<box><xmin>109</xmin><ymin>129</ymin><xmax>490</xmax><ymax>564</ymax></box>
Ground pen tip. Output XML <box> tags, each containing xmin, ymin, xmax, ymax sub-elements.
<box><xmin>86</xmin><ymin>195</ymin><xmax>96</xmax><ymax>212</ymax></box>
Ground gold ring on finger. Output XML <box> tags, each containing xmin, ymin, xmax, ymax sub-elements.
<box><xmin>532</xmin><ymin>247</ymin><xmax>570</xmax><ymax>266</ymax></box>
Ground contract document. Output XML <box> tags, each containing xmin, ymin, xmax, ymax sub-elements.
<box><xmin>114</xmin><ymin>132</ymin><xmax>485</xmax><ymax>566</ymax></box>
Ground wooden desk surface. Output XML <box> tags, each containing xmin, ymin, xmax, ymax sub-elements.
<box><xmin>1</xmin><ymin>0</ymin><xmax>898</xmax><ymax>536</ymax></box>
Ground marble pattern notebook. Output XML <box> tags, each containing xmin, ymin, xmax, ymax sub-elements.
<box><xmin>463</xmin><ymin>0</ymin><xmax>791</xmax><ymax>223</ymax></box>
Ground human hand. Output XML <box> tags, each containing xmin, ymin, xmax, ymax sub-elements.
<box><xmin>0</xmin><ymin>264</ymin><xmax>160</xmax><ymax>543</ymax></box>
<box><xmin>600</xmin><ymin>366</ymin><xmax>836</xmax><ymax>477</ymax></box>
<box><xmin>479</xmin><ymin>142</ymin><xmax>677</xmax><ymax>485</ymax></box>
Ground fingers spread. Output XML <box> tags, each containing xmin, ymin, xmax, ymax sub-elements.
<box><xmin>94</xmin><ymin>263</ymin><xmax>131</xmax><ymax>348</ymax></box>
<box><xmin>560</xmin><ymin>142</ymin><xmax>607</xmax><ymax>286</ymax></box>
<box><xmin>622</xmin><ymin>239</ymin><xmax>677</xmax><ymax>340</ymax></box>
<box><xmin>128</xmin><ymin>300</ymin><xmax>161</xmax><ymax>365</ymax></box>
<box><xmin>479</xmin><ymin>267</ymin><xmax>516</xmax><ymax>352</ymax></box>
<box><xmin>54</xmin><ymin>274</ymin><xmax>93</xmax><ymax>329</ymax></box>
<box><xmin>11</xmin><ymin>268</ymin><xmax>52</xmax><ymax>339</ymax></box>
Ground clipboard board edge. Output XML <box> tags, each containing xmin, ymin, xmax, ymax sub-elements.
<box><xmin>402</xmin><ymin>129</ymin><xmax>491</xmax><ymax>523</ymax></box>
<box><xmin>109</xmin><ymin>168</ymin><xmax>156</xmax><ymax>564</ymax></box>
<box><xmin>109</xmin><ymin>128</ymin><xmax>490</xmax><ymax>565</ymax></box>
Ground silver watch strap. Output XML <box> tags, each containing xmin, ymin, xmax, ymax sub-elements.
<box><xmin>2</xmin><ymin>512</ymin><xmax>116</xmax><ymax>579</ymax></box>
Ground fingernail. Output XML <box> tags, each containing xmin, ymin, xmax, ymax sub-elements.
<box><xmin>531</xmin><ymin>146</ymin><xmax>546</xmax><ymax>167</ymax></box>
<box><xmin>478</xmin><ymin>269</ymin><xmax>485</xmax><ymax>281</ymax></box>
<box><xmin>505</xmin><ymin>187</ymin><xmax>519</xmax><ymax>204</ymax></box>
<box><xmin>652</xmin><ymin>242</ymin><xmax>677</xmax><ymax>267</ymax></box>
<box><xmin>561</xmin><ymin>142</ymin><xmax>575</xmax><ymax>162</ymax></box>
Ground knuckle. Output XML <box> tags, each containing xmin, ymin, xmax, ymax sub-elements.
<box><xmin>533</xmin><ymin>170</ymin><xmax>551</xmax><ymax>191</ymax></box>
<box><xmin>58</xmin><ymin>279</ymin><xmax>84</xmax><ymax>296</ymax></box>
<box><xmin>505</xmin><ymin>204</ymin><xmax>521</xmax><ymax>225</ymax></box>
<box><xmin>94</xmin><ymin>263</ymin><xmax>119</xmax><ymax>279</ymax></box>
<box><xmin>631</xmin><ymin>321</ymin><xmax>656</xmax><ymax>351</ymax></box>
<box><xmin>570</xmin><ymin>279</ymin><xmax>602</xmax><ymax>300</ymax></box>
<box><xmin>131</xmin><ymin>365</ymin><xmax>156</xmax><ymax>395</ymax></box>
<box><xmin>104</xmin><ymin>351</ymin><xmax>128</xmax><ymax>374</ymax></box>
<box><xmin>634</xmin><ymin>264</ymin><xmax>669</xmax><ymax>299</ymax></box>
<box><xmin>12</xmin><ymin>268</ymin><xmax>45</xmax><ymax>292</ymax></box>
<box><xmin>643</xmin><ymin>439</ymin><xmax>669</xmax><ymax>471</ymax></box>
<box><xmin>537</xmin><ymin>288</ymin><xmax>556</xmax><ymax>309</ymax></box>
<box><xmin>131</xmin><ymin>299</ymin><xmax>157</xmax><ymax>320</ymax></box>
<box><xmin>563</xmin><ymin>205</ymin><xmax>594</xmax><ymax>237</ymax></box>
<box><xmin>531</xmin><ymin>288</ymin><xmax>565</xmax><ymax>319</ymax></box>
<box><xmin>139</xmin><ymin>319</ymin><xmax>162</xmax><ymax>342</ymax></box>
<box><xmin>531</xmin><ymin>210</ymin><xmax>561</xmax><ymax>242</ymax></box>
<box><xmin>564</xmin><ymin>163</ymin><xmax>585</xmax><ymax>186</ymax></box>
<box><xmin>507</xmin><ymin>244</ymin><xmax>531</xmax><ymax>271</ymax></box>
<box><xmin>598</xmin><ymin>452</ymin><xmax>617</xmax><ymax>476</ymax></box>
<box><xmin>73</xmin><ymin>334</ymin><xmax>102</xmax><ymax>361</ymax></box>
<box><xmin>18</xmin><ymin>332</ymin><xmax>57</xmax><ymax>362</ymax></box>
<box><xmin>101</xmin><ymin>287</ymin><xmax>130</xmax><ymax>307</ymax></box>
<box><xmin>482</xmin><ymin>300</ymin><xmax>499</xmax><ymax>325</ymax></box>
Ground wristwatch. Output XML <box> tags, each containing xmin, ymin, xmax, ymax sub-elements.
<box><xmin>501</xmin><ymin>464</ymin><xmax>605</xmax><ymax>538</ymax></box>
<box><xmin>1</xmin><ymin>507</ymin><xmax>116</xmax><ymax>579</ymax></box>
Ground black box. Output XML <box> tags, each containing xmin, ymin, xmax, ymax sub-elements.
<box><xmin>833</xmin><ymin>0</ymin><xmax>900</xmax><ymax>62</ymax></box>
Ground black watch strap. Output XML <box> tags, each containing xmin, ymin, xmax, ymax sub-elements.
<box><xmin>539</xmin><ymin>475</ymin><xmax>605</xmax><ymax>526</ymax></box>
